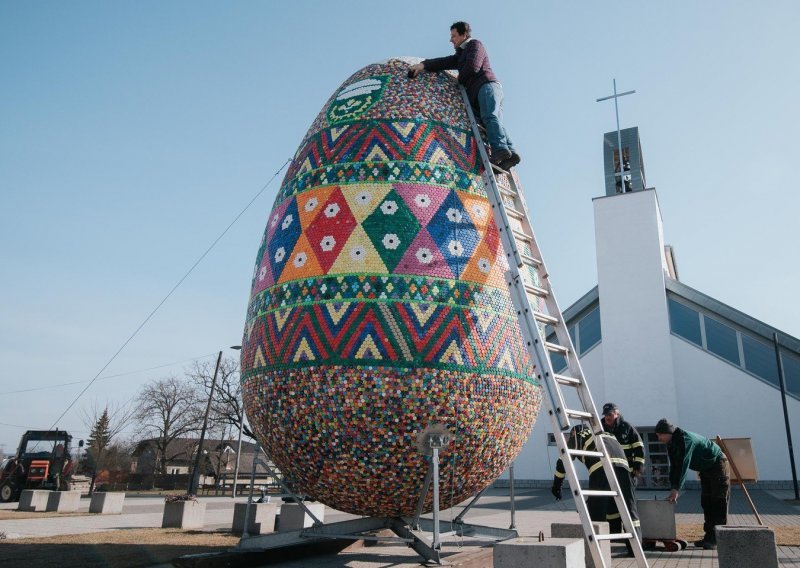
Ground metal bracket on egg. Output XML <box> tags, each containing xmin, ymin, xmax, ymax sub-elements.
<box><xmin>403</xmin><ymin>423</ymin><xmax>519</xmax><ymax>565</ymax></box>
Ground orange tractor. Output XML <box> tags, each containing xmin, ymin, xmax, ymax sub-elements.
<box><xmin>0</xmin><ymin>430</ymin><xmax>85</xmax><ymax>502</ymax></box>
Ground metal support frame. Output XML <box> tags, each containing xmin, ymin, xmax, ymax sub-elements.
<box><xmin>238</xmin><ymin>431</ymin><xmax>517</xmax><ymax>564</ymax></box>
<box><xmin>509</xmin><ymin>462</ymin><xmax>516</xmax><ymax>529</ymax></box>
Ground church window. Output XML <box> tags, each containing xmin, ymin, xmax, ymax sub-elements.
<box><xmin>742</xmin><ymin>335</ymin><xmax>779</xmax><ymax>387</ymax></box>
<box><xmin>704</xmin><ymin>316</ymin><xmax>740</xmax><ymax>365</ymax></box>
<box><xmin>667</xmin><ymin>299</ymin><xmax>702</xmax><ymax>346</ymax></box>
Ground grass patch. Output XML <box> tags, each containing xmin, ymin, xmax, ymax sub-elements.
<box><xmin>0</xmin><ymin>528</ymin><xmax>239</xmax><ymax>568</ymax></box>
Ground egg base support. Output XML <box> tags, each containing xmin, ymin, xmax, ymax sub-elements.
<box><xmin>234</xmin><ymin>445</ymin><xmax>518</xmax><ymax>565</ymax></box>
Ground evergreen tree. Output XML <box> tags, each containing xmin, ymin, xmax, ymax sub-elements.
<box><xmin>86</xmin><ymin>408</ymin><xmax>112</xmax><ymax>493</ymax></box>
<box><xmin>86</xmin><ymin>408</ymin><xmax>112</xmax><ymax>453</ymax></box>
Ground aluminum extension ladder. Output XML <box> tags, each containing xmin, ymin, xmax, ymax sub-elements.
<box><xmin>459</xmin><ymin>87</ymin><xmax>649</xmax><ymax>568</ymax></box>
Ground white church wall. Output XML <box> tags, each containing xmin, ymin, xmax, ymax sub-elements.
<box><xmin>594</xmin><ymin>190</ymin><xmax>678</xmax><ymax>422</ymax></box>
<box><xmin>670</xmin><ymin>335</ymin><xmax>800</xmax><ymax>481</ymax></box>
<box><xmin>512</xmin><ymin>343</ymin><xmax>606</xmax><ymax>481</ymax></box>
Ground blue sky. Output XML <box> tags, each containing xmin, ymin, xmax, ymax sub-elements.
<box><xmin>1</xmin><ymin>1</ymin><xmax>798</xmax><ymax>453</ymax></box>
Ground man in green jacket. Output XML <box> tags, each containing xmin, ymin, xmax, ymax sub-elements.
<box><xmin>655</xmin><ymin>418</ymin><xmax>730</xmax><ymax>550</ymax></box>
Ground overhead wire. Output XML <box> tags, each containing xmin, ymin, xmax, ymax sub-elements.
<box><xmin>0</xmin><ymin>352</ymin><xmax>220</xmax><ymax>395</ymax></box>
<box><xmin>42</xmin><ymin>158</ymin><xmax>292</xmax><ymax>433</ymax></box>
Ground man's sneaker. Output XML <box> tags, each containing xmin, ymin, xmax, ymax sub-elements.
<box><xmin>693</xmin><ymin>539</ymin><xmax>706</xmax><ymax>548</ymax></box>
<box><xmin>489</xmin><ymin>148</ymin><xmax>512</xmax><ymax>167</ymax></box>
<box><xmin>702</xmin><ymin>541</ymin><xmax>717</xmax><ymax>550</ymax></box>
<box><xmin>499</xmin><ymin>152</ymin><xmax>521</xmax><ymax>171</ymax></box>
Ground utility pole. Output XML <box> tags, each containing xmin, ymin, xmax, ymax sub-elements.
<box><xmin>188</xmin><ymin>350</ymin><xmax>222</xmax><ymax>496</ymax></box>
<box><xmin>774</xmin><ymin>333</ymin><xmax>800</xmax><ymax>500</ymax></box>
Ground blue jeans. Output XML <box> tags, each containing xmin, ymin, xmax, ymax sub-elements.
<box><xmin>477</xmin><ymin>81</ymin><xmax>515</xmax><ymax>154</ymax></box>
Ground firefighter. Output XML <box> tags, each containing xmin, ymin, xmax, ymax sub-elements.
<box><xmin>601</xmin><ymin>402</ymin><xmax>645</xmax><ymax>483</ymax></box>
<box><xmin>551</xmin><ymin>424</ymin><xmax>642</xmax><ymax>557</ymax></box>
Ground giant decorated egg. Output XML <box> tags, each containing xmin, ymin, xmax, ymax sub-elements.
<box><xmin>241</xmin><ymin>58</ymin><xmax>542</xmax><ymax>517</ymax></box>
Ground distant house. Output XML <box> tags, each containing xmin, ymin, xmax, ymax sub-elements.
<box><xmin>131</xmin><ymin>438</ymin><xmax>255</xmax><ymax>476</ymax></box>
<box><xmin>130</xmin><ymin>437</ymin><xmax>279</xmax><ymax>491</ymax></box>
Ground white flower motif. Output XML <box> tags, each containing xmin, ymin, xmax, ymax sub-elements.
<box><xmin>320</xmin><ymin>236</ymin><xmax>336</xmax><ymax>252</ymax></box>
<box><xmin>293</xmin><ymin>252</ymin><xmax>307</xmax><ymax>268</ymax></box>
<box><xmin>380</xmin><ymin>200</ymin><xmax>398</xmax><ymax>215</ymax></box>
<box><xmin>281</xmin><ymin>214</ymin><xmax>294</xmax><ymax>230</ymax></box>
<box><xmin>258</xmin><ymin>266</ymin><xmax>268</xmax><ymax>281</ymax></box>
<box><xmin>356</xmin><ymin>191</ymin><xmax>372</xmax><ymax>205</ymax></box>
<box><xmin>382</xmin><ymin>234</ymin><xmax>400</xmax><ymax>250</ymax></box>
<box><xmin>414</xmin><ymin>194</ymin><xmax>431</xmax><ymax>208</ymax></box>
<box><xmin>324</xmin><ymin>203</ymin><xmax>340</xmax><ymax>218</ymax></box>
<box><xmin>304</xmin><ymin>197</ymin><xmax>319</xmax><ymax>212</ymax></box>
<box><xmin>350</xmin><ymin>246</ymin><xmax>366</xmax><ymax>260</ymax></box>
<box><xmin>416</xmin><ymin>247</ymin><xmax>433</xmax><ymax>264</ymax></box>
<box><xmin>448</xmin><ymin>240</ymin><xmax>465</xmax><ymax>256</ymax></box>
<box><xmin>271</xmin><ymin>213</ymin><xmax>280</xmax><ymax>228</ymax></box>
<box><xmin>446</xmin><ymin>208</ymin><xmax>463</xmax><ymax>223</ymax></box>
<box><xmin>471</xmin><ymin>204</ymin><xmax>486</xmax><ymax>219</ymax></box>
<box><xmin>274</xmin><ymin>247</ymin><xmax>286</xmax><ymax>262</ymax></box>
<box><xmin>477</xmin><ymin>257</ymin><xmax>491</xmax><ymax>273</ymax></box>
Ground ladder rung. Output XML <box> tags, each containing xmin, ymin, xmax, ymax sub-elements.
<box><xmin>533</xmin><ymin>312</ymin><xmax>558</xmax><ymax>325</ymax></box>
<box><xmin>506</xmin><ymin>207</ymin><xmax>524</xmax><ymax>220</ymax></box>
<box><xmin>520</xmin><ymin>253</ymin><xmax>541</xmax><ymax>267</ymax></box>
<box><xmin>499</xmin><ymin>186</ymin><xmax>517</xmax><ymax>198</ymax></box>
<box><xmin>545</xmin><ymin>341</ymin><xmax>567</xmax><ymax>354</ymax></box>
<box><xmin>525</xmin><ymin>283</ymin><xmax>550</xmax><ymax>298</ymax></box>
<box><xmin>554</xmin><ymin>373</ymin><xmax>581</xmax><ymax>386</ymax></box>
<box><xmin>595</xmin><ymin>532</ymin><xmax>634</xmax><ymax>541</ymax></box>
<box><xmin>491</xmin><ymin>163</ymin><xmax>509</xmax><ymax>175</ymax></box>
<box><xmin>567</xmin><ymin>449</ymin><xmax>604</xmax><ymax>458</ymax></box>
<box><xmin>511</xmin><ymin>228</ymin><xmax>531</xmax><ymax>243</ymax></box>
<box><xmin>564</xmin><ymin>408</ymin><xmax>592</xmax><ymax>419</ymax></box>
<box><xmin>581</xmin><ymin>490</ymin><xmax>618</xmax><ymax>498</ymax></box>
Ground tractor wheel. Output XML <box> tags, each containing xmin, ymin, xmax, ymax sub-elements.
<box><xmin>0</xmin><ymin>482</ymin><xmax>17</xmax><ymax>503</ymax></box>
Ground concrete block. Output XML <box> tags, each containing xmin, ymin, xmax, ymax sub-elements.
<box><xmin>17</xmin><ymin>490</ymin><xmax>50</xmax><ymax>512</ymax></box>
<box><xmin>89</xmin><ymin>492</ymin><xmax>126</xmax><ymax>514</ymax></box>
<box><xmin>551</xmin><ymin>522</ymin><xmax>610</xmax><ymax>568</ymax></box>
<box><xmin>494</xmin><ymin>537</ymin><xmax>584</xmax><ymax>568</ymax></box>
<box><xmin>278</xmin><ymin>502</ymin><xmax>325</xmax><ymax>531</ymax></box>
<box><xmin>716</xmin><ymin>526</ymin><xmax>778</xmax><ymax>568</ymax></box>
<box><xmin>161</xmin><ymin>499</ymin><xmax>206</xmax><ymax>529</ymax></box>
<box><xmin>637</xmin><ymin>499</ymin><xmax>676</xmax><ymax>539</ymax></box>
<box><xmin>232</xmin><ymin>502</ymin><xmax>277</xmax><ymax>535</ymax></box>
<box><xmin>46</xmin><ymin>491</ymin><xmax>81</xmax><ymax>512</ymax></box>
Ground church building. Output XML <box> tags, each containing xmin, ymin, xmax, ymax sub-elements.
<box><xmin>514</xmin><ymin>127</ymin><xmax>800</xmax><ymax>488</ymax></box>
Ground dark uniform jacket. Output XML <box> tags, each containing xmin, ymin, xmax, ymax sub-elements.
<box><xmin>603</xmin><ymin>415</ymin><xmax>645</xmax><ymax>474</ymax></box>
<box><xmin>554</xmin><ymin>431</ymin><xmax>630</xmax><ymax>483</ymax></box>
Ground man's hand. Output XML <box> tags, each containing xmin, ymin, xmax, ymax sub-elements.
<box><xmin>667</xmin><ymin>489</ymin><xmax>679</xmax><ymax>503</ymax></box>
<box><xmin>551</xmin><ymin>479</ymin><xmax>563</xmax><ymax>501</ymax></box>
<box><xmin>407</xmin><ymin>63</ymin><xmax>424</xmax><ymax>78</ymax></box>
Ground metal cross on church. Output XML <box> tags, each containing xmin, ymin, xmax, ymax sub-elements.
<box><xmin>596</xmin><ymin>79</ymin><xmax>636</xmax><ymax>190</ymax></box>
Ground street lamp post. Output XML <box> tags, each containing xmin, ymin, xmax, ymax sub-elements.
<box><xmin>230</xmin><ymin>345</ymin><xmax>244</xmax><ymax>498</ymax></box>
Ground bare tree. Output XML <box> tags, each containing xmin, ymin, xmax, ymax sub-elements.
<box><xmin>134</xmin><ymin>376</ymin><xmax>202</xmax><ymax>474</ymax></box>
<box><xmin>186</xmin><ymin>357</ymin><xmax>255</xmax><ymax>439</ymax></box>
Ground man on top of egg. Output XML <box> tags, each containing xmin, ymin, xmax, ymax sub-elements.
<box><xmin>408</xmin><ymin>21</ymin><xmax>521</xmax><ymax>172</ymax></box>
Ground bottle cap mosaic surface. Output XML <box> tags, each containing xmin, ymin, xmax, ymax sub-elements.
<box><xmin>241</xmin><ymin>58</ymin><xmax>542</xmax><ymax>517</ymax></box>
